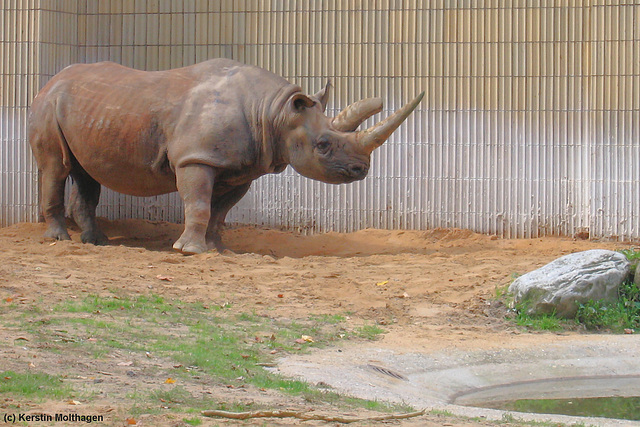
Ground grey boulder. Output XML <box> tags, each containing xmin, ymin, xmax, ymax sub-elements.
<box><xmin>508</xmin><ymin>249</ymin><xmax>631</xmax><ymax>318</ymax></box>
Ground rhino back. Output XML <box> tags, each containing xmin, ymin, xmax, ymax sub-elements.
<box><xmin>31</xmin><ymin>59</ymin><xmax>294</xmax><ymax>196</ymax></box>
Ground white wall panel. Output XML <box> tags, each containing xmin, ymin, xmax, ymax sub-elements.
<box><xmin>1</xmin><ymin>0</ymin><xmax>41</xmax><ymax>227</ymax></box>
<box><xmin>2</xmin><ymin>2</ymin><xmax>640</xmax><ymax>242</ymax></box>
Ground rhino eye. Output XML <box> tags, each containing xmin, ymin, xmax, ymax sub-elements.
<box><xmin>315</xmin><ymin>139</ymin><xmax>331</xmax><ymax>153</ymax></box>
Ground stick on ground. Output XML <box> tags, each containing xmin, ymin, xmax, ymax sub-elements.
<box><xmin>201</xmin><ymin>408</ymin><xmax>426</xmax><ymax>423</ymax></box>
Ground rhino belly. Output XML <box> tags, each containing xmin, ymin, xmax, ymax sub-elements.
<box><xmin>71</xmin><ymin>144</ymin><xmax>177</xmax><ymax>197</ymax></box>
<box><xmin>59</xmin><ymin>110</ymin><xmax>178</xmax><ymax>197</ymax></box>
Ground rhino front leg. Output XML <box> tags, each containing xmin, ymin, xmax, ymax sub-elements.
<box><xmin>207</xmin><ymin>182</ymin><xmax>252</xmax><ymax>252</ymax></box>
<box><xmin>173</xmin><ymin>164</ymin><xmax>215</xmax><ymax>255</ymax></box>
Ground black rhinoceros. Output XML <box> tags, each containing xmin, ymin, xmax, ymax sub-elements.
<box><xmin>28</xmin><ymin>58</ymin><xmax>423</xmax><ymax>254</ymax></box>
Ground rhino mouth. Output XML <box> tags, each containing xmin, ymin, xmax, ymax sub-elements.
<box><xmin>333</xmin><ymin>163</ymin><xmax>369</xmax><ymax>183</ymax></box>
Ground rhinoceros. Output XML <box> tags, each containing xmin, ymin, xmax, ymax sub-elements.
<box><xmin>28</xmin><ymin>58</ymin><xmax>423</xmax><ymax>254</ymax></box>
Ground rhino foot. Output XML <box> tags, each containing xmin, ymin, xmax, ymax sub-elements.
<box><xmin>212</xmin><ymin>242</ymin><xmax>236</xmax><ymax>256</ymax></box>
<box><xmin>173</xmin><ymin>238</ymin><xmax>208</xmax><ymax>255</ymax></box>
<box><xmin>81</xmin><ymin>230</ymin><xmax>109</xmax><ymax>245</ymax></box>
<box><xmin>44</xmin><ymin>227</ymin><xmax>71</xmax><ymax>241</ymax></box>
<box><xmin>205</xmin><ymin>232</ymin><xmax>235</xmax><ymax>255</ymax></box>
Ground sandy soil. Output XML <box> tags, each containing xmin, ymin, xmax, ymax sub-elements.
<box><xmin>0</xmin><ymin>219</ymin><xmax>632</xmax><ymax>426</ymax></box>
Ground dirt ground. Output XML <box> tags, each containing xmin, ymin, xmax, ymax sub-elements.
<box><xmin>0</xmin><ymin>218</ymin><xmax>632</xmax><ymax>426</ymax></box>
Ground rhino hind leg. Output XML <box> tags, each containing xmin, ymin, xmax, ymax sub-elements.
<box><xmin>207</xmin><ymin>182</ymin><xmax>252</xmax><ymax>253</ymax></box>
<box><xmin>173</xmin><ymin>164</ymin><xmax>215</xmax><ymax>255</ymax></box>
<box><xmin>69</xmin><ymin>166</ymin><xmax>108</xmax><ymax>245</ymax></box>
<box><xmin>39</xmin><ymin>166</ymin><xmax>71</xmax><ymax>242</ymax></box>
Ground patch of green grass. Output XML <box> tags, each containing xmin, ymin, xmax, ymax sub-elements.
<box><xmin>501</xmin><ymin>413</ymin><xmax>519</xmax><ymax>423</ymax></box>
<box><xmin>21</xmin><ymin>294</ymin><xmax>400</xmax><ymax>416</ymax></box>
<box><xmin>575</xmin><ymin>279</ymin><xmax>640</xmax><ymax>332</ymax></box>
<box><xmin>55</xmin><ymin>293</ymin><xmax>175</xmax><ymax>316</ymax></box>
<box><xmin>494</xmin><ymin>283</ymin><xmax>511</xmax><ymax>300</ymax></box>
<box><xmin>0</xmin><ymin>371</ymin><xmax>73</xmax><ymax>400</ymax></box>
<box><xmin>352</xmin><ymin>324</ymin><xmax>386</xmax><ymax>340</ymax></box>
<box><xmin>620</xmin><ymin>248</ymin><xmax>640</xmax><ymax>271</ymax></box>
<box><xmin>572</xmin><ymin>249</ymin><xmax>640</xmax><ymax>331</ymax></box>
<box><xmin>513</xmin><ymin>303</ymin><xmax>565</xmax><ymax>331</ymax></box>
<box><xmin>309</xmin><ymin>313</ymin><xmax>347</xmax><ymax>324</ymax></box>
<box><xmin>429</xmin><ymin>409</ymin><xmax>454</xmax><ymax>417</ymax></box>
<box><xmin>151</xmin><ymin>386</ymin><xmax>194</xmax><ymax>405</ymax></box>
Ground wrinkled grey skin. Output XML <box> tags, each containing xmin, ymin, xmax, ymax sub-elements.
<box><xmin>28</xmin><ymin>58</ymin><xmax>423</xmax><ymax>254</ymax></box>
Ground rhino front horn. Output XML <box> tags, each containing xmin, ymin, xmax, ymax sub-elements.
<box><xmin>332</xmin><ymin>97</ymin><xmax>383</xmax><ymax>132</ymax></box>
<box><xmin>358</xmin><ymin>91</ymin><xmax>425</xmax><ymax>152</ymax></box>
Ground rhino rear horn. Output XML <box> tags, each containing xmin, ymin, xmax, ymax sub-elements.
<box><xmin>358</xmin><ymin>92</ymin><xmax>424</xmax><ymax>152</ymax></box>
<box><xmin>332</xmin><ymin>98</ymin><xmax>383</xmax><ymax>132</ymax></box>
<box><xmin>314</xmin><ymin>80</ymin><xmax>331</xmax><ymax>112</ymax></box>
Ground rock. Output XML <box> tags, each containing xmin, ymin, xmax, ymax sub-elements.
<box><xmin>508</xmin><ymin>250</ymin><xmax>630</xmax><ymax>318</ymax></box>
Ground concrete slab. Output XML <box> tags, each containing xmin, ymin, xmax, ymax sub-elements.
<box><xmin>276</xmin><ymin>334</ymin><xmax>640</xmax><ymax>426</ymax></box>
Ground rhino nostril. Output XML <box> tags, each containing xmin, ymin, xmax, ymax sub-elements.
<box><xmin>349</xmin><ymin>165</ymin><xmax>367</xmax><ymax>177</ymax></box>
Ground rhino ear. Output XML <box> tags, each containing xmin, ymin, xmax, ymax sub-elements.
<box><xmin>313</xmin><ymin>80</ymin><xmax>331</xmax><ymax>112</ymax></box>
<box><xmin>291</xmin><ymin>93</ymin><xmax>317</xmax><ymax>111</ymax></box>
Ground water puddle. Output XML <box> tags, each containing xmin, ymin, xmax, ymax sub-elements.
<box><xmin>453</xmin><ymin>375</ymin><xmax>640</xmax><ymax>421</ymax></box>
<box><xmin>478</xmin><ymin>396</ymin><xmax>640</xmax><ymax>421</ymax></box>
<box><xmin>279</xmin><ymin>337</ymin><xmax>640</xmax><ymax>424</ymax></box>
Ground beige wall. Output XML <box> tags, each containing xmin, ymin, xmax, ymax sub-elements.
<box><xmin>2</xmin><ymin>1</ymin><xmax>640</xmax><ymax>240</ymax></box>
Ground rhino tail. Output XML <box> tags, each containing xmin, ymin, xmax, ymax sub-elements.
<box><xmin>53</xmin><ymin>99</ymin><xmax>73</xmax><ymax>170</ymax></box>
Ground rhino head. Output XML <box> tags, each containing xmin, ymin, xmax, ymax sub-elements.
<box><xmin>282</xmin><ymin>83</ymin><xmax>424</xmax><ymax>184</ymax></box>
